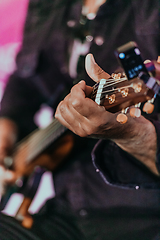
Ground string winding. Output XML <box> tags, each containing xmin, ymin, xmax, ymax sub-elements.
<box><xmin>92</xmin><ymin>77</ymin><xmax>128</xmax><ymax>99</ymax></box>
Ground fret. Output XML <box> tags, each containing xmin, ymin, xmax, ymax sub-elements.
<box><xmin>13</xmin><ymin>119</ymin><xmax>67</xmax><ymax>164</ymax></box>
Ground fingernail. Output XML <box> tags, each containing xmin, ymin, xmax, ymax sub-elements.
<box><xmin>144</xmin><ymin>59</ymin><xmax>151</xmax><ymax>64</ymax></box>
<box><xmin>78</xmin><ymin>80</ymin><xmax>84</xmax><ymax>84</ymax></box>
<box><xmin>90</xmin><ymin>54</ymin><xmax>96</xmax><ymax>64</ymax></box>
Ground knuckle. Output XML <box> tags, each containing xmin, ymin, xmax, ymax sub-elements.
<box><xmin>97</xmin><ymin>68</ymin><xmax>105</xmax><ymax>77</ymax></box>
<box><xmin>82</xmin><ymin>123</ymin><xmax>95</xmax><ymax>137</ymax></box>
<box><xmin>71</xmin><ymin>84</ymin><xmax>78</xmax><ymax>93</ymax></box>
<box><xmin>76</xmin><ymin>130</ymin><xmax>87</xmax><ymax>138</ymax></box>
<box><xmin>79</xmin><ymin>133</ymin><xmax>86</xmax><ymax>138</ymax></box>
<box><xmin>85</xmin><ymin>127</ymin><xmax>95</xmax><ymax>136</ymax></box>
<box><xmin>72</xmin><ymin>98</ymin><xmax>82</xmax><ymax>109</ymax></box>
<box><xmin>58</xmin><ymin>101</ymin><xmax>66</xmax><ymax>113</ymax></box>
<box><xmin>74</xmin><ymin>122</ymin><xmax>87</xmax><ymax>137</ymax></box>
<box><xmin>54</xmin><ymin>111</ymin><xmax>59</xmax><ymax>119</ymax></box>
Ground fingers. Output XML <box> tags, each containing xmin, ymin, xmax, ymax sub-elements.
<box><xmin>85</xmin><ymin>53</ymin><xmax>110</xmax><ymax>82</ymax></box>
<box><xmin>70</xmin><ymin>81</ymin><xmax>105</xmax><ymax>117</ymax></box>
<box><xmin>56</xmin><ymin>80</ymin><xmax>105</xmax><ymax>119</ymax></box>
<box><xmin>55</xmin><ymin>101</ymin><xmax>87</xmax><ymax>137</ymax></box>
<box><xmin>55</xmin><ymin>81</ymin><xmax>92</xmax><ymax>136</ymax></box>
<box><xmin>55</xmin><ymin>54</ymin><xmax>114</xmax><ymax>137</ymax></box>
<box><xmin>55</xmin><ymin>80</ymin><xmax>110</xmax><ymax>137</ymax></box>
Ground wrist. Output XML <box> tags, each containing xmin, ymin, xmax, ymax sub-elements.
<box><xmin>112</xmin><ymin>116</ymin><xmax>159</xmax><ymax>175</ymax></box>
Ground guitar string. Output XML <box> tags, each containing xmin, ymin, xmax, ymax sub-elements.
<box><xmin>91</xmin><ymin>77</ymin><xmax>127</xmax><ymax>95</ymax></box>
<box><xmin>24</xmin><ymin>119</ymin><xmax>64</xmax><ymax>154</ymax></box>
<box><xmin>13</xmin><ymin>78</ymin><xmax>129</xmax><ymax>163</ymax></box>
<box><xmin>92</xmin><ymin>78</ymin><xmax>128</xmax><ymax>98</ymax></box>
<box><xmin>15</xmin><ymin>80</ymin><xmax>120</xmax><ymax>150</ymax></box>
<box><xmin>13</xmin><ymin>119</ymin><xmax>66</xmax><ymax>163</ymax></box>
<box><xmin>14</xmin><ymin>118</ymin><xmax>61</xmax><ymax>152</ymax></box>
<box><xmin>25</xmin><ymin>79</ymin><xmax>128</xmax><ymax>159</ymax></box>
<box><xmin>15</xmin><ymin>122</ymin><xmax>65</xmax><ymax>164</ymax></box>
<box><xmin>13</xmin><ymin>78</ymin><xmax>128</xmax><ymax>160</ymax></box>
<box><xmin>13</xmin><ymin>120</ymin><xmax>61</xmax><ymax>157</ymax></box>
<box><xmin>99</xmin><ymin>84</ymin><xmax>132</xmax><ymax>99</ymax></box>
<box><xmin>28</xmin><ymin>120</ymin><xmax>65</xmax><ymax>157</ymax></box>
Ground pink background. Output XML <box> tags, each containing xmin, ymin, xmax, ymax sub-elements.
<box><xmin>0</xmin><ymin>0</ymin><xmax>55</xmax><ymax>215</ymax></box>
<box><xmin>0</xmin><ymin>0</ymin><xmax>29</xmax><ymax>99</ymax></box>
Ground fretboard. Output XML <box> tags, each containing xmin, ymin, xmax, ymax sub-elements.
<box><xmin>14</xmin><ymin>118</ymin><xmax>66</xmax><ymax>164</ymax></box>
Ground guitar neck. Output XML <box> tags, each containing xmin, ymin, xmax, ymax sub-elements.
<box><xmin>13</xmin><ymin>73</ymin><xmax>159</xmax><ymax>165</ymax></box>
<box><xmin>14</xmin><ymin>118</ymin><xmax>66</xmax><ymax>164</ymax></box>
<box><xmin>90</xmin><ymin>73</ymin><xmax>157</xmax><ymax>113</ymax></box>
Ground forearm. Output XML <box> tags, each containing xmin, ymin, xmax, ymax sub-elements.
<box><xmin>112</xmin><ymin>115</ymin><xmax>158</xmax><ymax>175</ymax></box>
<box><xmin>85</xmin><ymin>110</ymin><xmax>159</xmax><ymax>175</ymax></box>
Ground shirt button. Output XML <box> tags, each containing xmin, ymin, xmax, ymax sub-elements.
<box><xmin>135</xmin><ymin>185</ymin><xmax>140</xmax><ymax>189</ymax></box>
<box><xmin>94</xmin><ymin>36</ymin><xmax>104</xmax><ymax>46</ymax></box>
<box><xmin>79</xmin><ymin>209</ymin><xmax>88</xmax><ymax>217</ymax></box>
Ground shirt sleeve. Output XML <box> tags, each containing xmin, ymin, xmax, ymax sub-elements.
<box><xmin>91</xmin><ymin>119</ymin><xmax>160</xmax><ymax>189</ymax></box>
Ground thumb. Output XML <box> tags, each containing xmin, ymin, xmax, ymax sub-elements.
<box><xmin>85</xmin><ymin>53</ymin><xmax>110</xmax><ymax>82</ymax></box>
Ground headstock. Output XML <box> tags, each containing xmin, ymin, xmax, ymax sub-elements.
<box><xmin>91</xmin><ymin>72</ymin><xmax>160</xmax><ymax>123</ymax></box>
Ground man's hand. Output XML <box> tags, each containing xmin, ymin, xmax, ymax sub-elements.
<box><xmin>55</xmin><ymin>54</ymin><xmax>116</xmax><ymax>138</ymax></box>
<box><xmin>55</xmin><ymin>53</ymin><xmax>159</xmax><ymax>175</ymax></box>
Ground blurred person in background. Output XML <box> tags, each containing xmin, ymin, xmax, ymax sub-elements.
<box><xmin>0</xmin><ymin>0</ymin><xmax>160</xmax><ymax>239</ymax></box>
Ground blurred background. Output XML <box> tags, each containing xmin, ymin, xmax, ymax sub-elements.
<box><xmin>0</xmin><ymin>0</ymin><xmax>55</xmax><ymax>216</ymax></box>
<box><xmin>0</xmin><ymin>0</ymin><xmax>28</xmax><ymax>102</ymax></box>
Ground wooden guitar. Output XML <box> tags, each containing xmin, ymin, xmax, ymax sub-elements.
<box><xmin>2</xmin><ymin>72</ymin><xmax>159</xmax><ymax>183</ymax></box>
<box><xmin>91</xmin><ymin>72</ymin><xmax>158</xmax><ymax>113</ymax></box>
<box><xmin>0</xmin><ymin>72</ymin><xmax>159</xmax><ymax>228</ymax></box>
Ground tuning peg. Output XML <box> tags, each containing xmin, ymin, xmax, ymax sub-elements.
<box><xmin>143</xmin><ymin>99</ymin><xmax>154</xmax><ymax>114</ymax></box>
<box><xmin>129</xmin><ymin>107</ymin><xmax>141</xmax><ymax>118</ymax></box>
<box><xmin>116</xmin><ymin>113</ymin><xmax>128</xmax><ymax>124</ymax></box>
<box><xmin>116</xmin><ymin>108</ymin><xmax>129</xmax><ymax>124</ymax></box>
